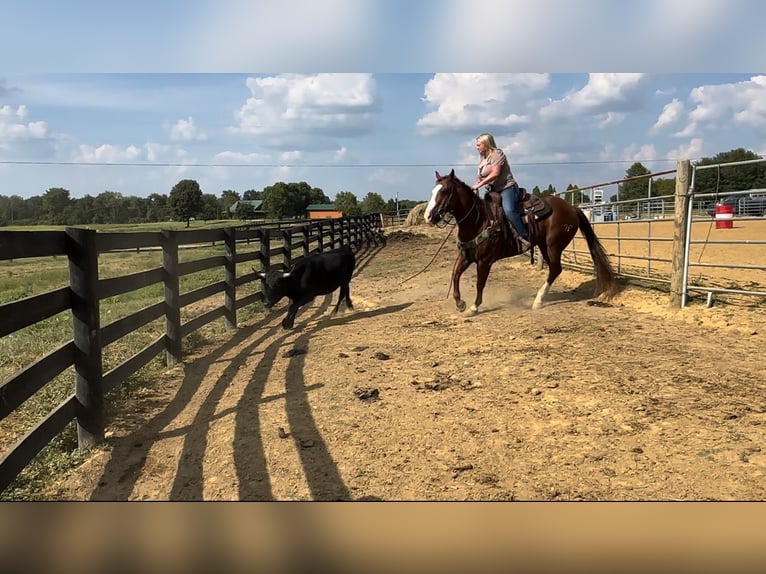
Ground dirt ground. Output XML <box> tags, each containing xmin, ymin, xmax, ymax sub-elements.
<box><xmin>43</xmin><ymin>224</ymin><xmax>766</xmax><ymax>501</ymax></box>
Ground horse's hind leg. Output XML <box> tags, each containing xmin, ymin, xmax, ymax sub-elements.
<box><xmin>467</xmin><ymin>260</ymin><xmax>492</xmax><ymax>315</ymax></box>
<box><xmin>532</xmin><ymin>245</ymin><xmax>562</xmax><ymax>310</ymax></box>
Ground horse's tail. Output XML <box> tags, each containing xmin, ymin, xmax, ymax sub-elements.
<box><xmin>576</xmin><ymin>208</ymin><xmax>617</xmax><ymax>300</ymax></box>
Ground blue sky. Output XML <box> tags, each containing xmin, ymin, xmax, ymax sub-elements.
<box><xmin>1</xmin><ymin>1</ymin><xmax>765</xmax><ymax>203</ymax></box>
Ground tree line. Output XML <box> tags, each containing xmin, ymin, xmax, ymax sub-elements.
<box><xmin>3</xmin><ymin>148</ymin><xmax>761</xmax><ymax>227</ymax></box>
<box><xmin>0</xmin><ymin>178</ymin><xmax>420</xmax><ymax>227</ymax></box>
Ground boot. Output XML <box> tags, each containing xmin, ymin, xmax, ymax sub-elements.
<box><xmin>519</xmin><ymin>236</ymin><xmax>531</xmax><ymax>251</ymax></box>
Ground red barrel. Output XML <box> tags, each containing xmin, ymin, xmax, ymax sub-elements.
<box><xmin>715</xmin><ymin>204</ymin><xmax>734</xmax><ymax>229</ymax></box>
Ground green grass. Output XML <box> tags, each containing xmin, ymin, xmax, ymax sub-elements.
<box><xmin>0</xmin><ymin>222</ymin><xmax>271</xmax><ymax>500</ymax></box>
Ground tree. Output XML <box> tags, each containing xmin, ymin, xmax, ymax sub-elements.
<box><xmin>262</xmin><ymin>181</ymin><xmax>329</xmax><ymax>219</ymax></box>
<box><xmin>693</xmin><ymin>148</ymin><xmax>766</xmax><ymax>196</ymax></box>
<box><xmin>200</xmin><ymin>193</ymin><xmax>221</xmax><ymax>221</ymax></box>
<box><xmin>360</xmin><ymin>192</ymin><xmax>387</xmax><ymax>214</ymax></box>
<box><xmin>565</xmin><ymin>183</ymin><xmax>590</xmax><ymax>205</ymax></box>
<box><xmin>42</xmin><ymin>187</ymin><xmax>72</xmax><ymax>224</ymax></box>
<box><xmin>242</xmin><ymin>189</ymin><xmax>261</xmax><ymax>200</ymax></box>
<box><xmin>333</xmin><ymin>191</ymin><xmax>361</xmax><ymax>215</ymax></box>
<box><xmin>146</xmin><ymin>193</ymin><xmax>170</xmax><ymax>222</ymax></box>
<box><xmin>169</xmin><ymin>179</ymin><xmax>203</xmax><ymax>227</ymax></box>
<box><xmin>92</xmin><ymin>191</ymin><xmax>127</xmax><ymax>224</ymax></box>
<box><xmin>262</xmin><ymin>182</ymin><xmax>297</xmax><ymax>219</ymax></box>
<box><xmin>650</xmin><ymin>177</ymin><xmax>676</xmax><ymax>197</ymax></box>
<box><xmin>531</xmin><ymin>185</ymin><xmax>542</xmax><ymax>196</ymax></box>
<box><xmin>618</xmin><ymin>162</ymin><xmax>651</xmax><ymax>200</ymax></box>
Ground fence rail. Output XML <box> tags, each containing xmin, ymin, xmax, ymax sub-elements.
<box><xmin>559</xmin><ymin>159</ymin><xmax>766</xmax><ymax>308</ymax></box>
<box><xmin>0</xmin><ymin>214</ymin><xmax>382</xmax><ymax>492</ymax></box>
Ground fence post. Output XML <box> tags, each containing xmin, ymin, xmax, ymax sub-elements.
<box><xmin>329</xmin><ymin>219</ymin><xmax>337</xmax><ymax>249</ymax></box>
<box><xmin>259</xmin><ymin>229</ymin><xmax>271</xmax><ymax>271</ymax></box>
<box><xmin>66</xmin><ymin>227</ymin><xmax>104</xmax><ymax>449</ymax></box>
<box><xmin>669</xmin><ymin>159</ymin><xmax>691</xmax><ymax>308</ymax></box>
<box><xmin>302</xmin><ymin>225</ymin><xmax>310</xmax><ymax>258</ymax></box>
<box><xmin>282</xmin><ymin>229</ymin><xmax>293</xmax><ymax>270</ymax></box>
<box><xmin>318</xmin><ymin>220</ymin><xmax>325</xmax><ymax>252</ymax></box>
<box><xmin>162</xmin><ymin>230</ymin><xmax>182</xmax><ymax>366</ymax></box>
<box><xmin>224</xmin><ymin>226</ymin><xmax>237</xmax><ymax>329</ymax></box>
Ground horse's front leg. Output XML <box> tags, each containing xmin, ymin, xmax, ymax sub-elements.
<box><xmin>467</xmin><ymin>260</ymin><xmax>492</xmax><ymax>316</ymax></box>
<box><xmin>452</xmin><ymin>253</ymin><xmax>471</xmax><ymax>312</ymax></box>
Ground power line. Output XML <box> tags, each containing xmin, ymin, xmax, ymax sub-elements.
<box><xmin>0</xmin><ymin>159</ymin><xmax>677</xmax><ymax>168</ymax></box>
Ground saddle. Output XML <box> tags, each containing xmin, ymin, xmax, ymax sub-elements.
<box><xmin>484</xmin><ymin>188</ymin><xmax>553</xmax><ymax>261</ymax></box>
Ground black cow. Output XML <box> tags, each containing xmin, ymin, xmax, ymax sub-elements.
<box><xmin>256</xmin><ymin>245</ymin><xmax>356</xmax><ymax>329</ymax></box>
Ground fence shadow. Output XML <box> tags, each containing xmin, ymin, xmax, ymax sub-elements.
<box><xmin>87</xmin><ymin>256</ymin><xmax>405</xmax><ymax>500</ymax></box>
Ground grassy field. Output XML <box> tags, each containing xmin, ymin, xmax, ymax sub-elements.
<box><xmin>1</xmin><ymin>219</ymin><xmax>272</xmax><ymax>499</ymax></box>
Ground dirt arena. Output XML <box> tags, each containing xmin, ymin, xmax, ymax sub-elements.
<box><xmin>44</xmin><ymin>223</ymin><xmax>766</xmax><ymax>501</ymax></box>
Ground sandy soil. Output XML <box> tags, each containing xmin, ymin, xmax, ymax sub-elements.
<box><xmin>43</xmin><ymin>225</ymin><xmax>766</xmax><ymax>500</ymax></box>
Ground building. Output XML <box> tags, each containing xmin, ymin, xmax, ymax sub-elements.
<box><xmin>306</xmin><ymin>203</ymin><xmax>343</xmax><ymax>219</ymax></box>
<box><xmin>228</xmin><ymin>200</ymin><xmax>266</xmax><ymax>219</ymax></box>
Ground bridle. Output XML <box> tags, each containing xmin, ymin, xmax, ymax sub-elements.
<box><xmin>433</xmin><ymin>179</ymin><xmax>480</xmax><ymax>227</ymax></box>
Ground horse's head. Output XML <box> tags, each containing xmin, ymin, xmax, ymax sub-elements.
<box><xmin>424</xmin><ymin>169</ymin><xmax>459</xmax><ymax>225</ymax></box>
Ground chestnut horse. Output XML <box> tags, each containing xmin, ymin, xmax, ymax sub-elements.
<box><xmin>424</xmin><ymin>169</ymin><xmax>616</xmax><ymax>314</ymax></box>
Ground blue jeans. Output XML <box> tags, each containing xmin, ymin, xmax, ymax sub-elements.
<box><xmin>500</xmin><ymin>184</ymin><xmax>528</xmax><ymax>240</ymax></box>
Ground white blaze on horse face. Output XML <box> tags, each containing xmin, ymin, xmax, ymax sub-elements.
<box><xmin>424</xmin><ymin>184</ymin><xmax>443</xmax><ymax>223</ymax></box>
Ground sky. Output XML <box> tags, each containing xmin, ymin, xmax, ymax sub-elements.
<box><xmin>1</xmin><ymin>0</ymin><xmax>765</xmax><ymax>204</ymax></box>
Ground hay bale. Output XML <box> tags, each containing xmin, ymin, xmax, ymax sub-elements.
<box><xmin>404</xmin><ymin>202</ymin><xmax>429</xmax><ymax>226</ymax></box>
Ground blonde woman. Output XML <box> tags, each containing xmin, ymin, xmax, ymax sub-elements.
<box><xmin>472</xmin><ymin>132</ymin><xmax>529</xmax><ymax>247</ymax></box>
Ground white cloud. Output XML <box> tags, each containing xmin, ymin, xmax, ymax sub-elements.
<box><xmin>651</xmin><ymin>98</ymin><xmax>684</xmax><ymax>134</ymax></box>
<box><xmin>73</xmin><ymin>144</ymin><xmax>142</xmax><ymax>163</ymax></box>
<box><xmin>620</xmin><ymin>143</ymin><xmax>658</xmax><ymax>162</ymax></box>
<box><xmin>677</xmin><ymin>75</ymin><xmax>766</xmax><ymax>137</ymax></box>
<box><xmin>145</xmin><ymin>142</ymin><xmax>171</xmax><ymax>163</ymax></box>
<box><xmin>416</xmin><ymin>73</ymin><xmax>548</xmax><ymax>135</ymax></box>
<box><xmin>666</xmin><ymin>138</ymin><xmax>704</xmax><ymax>161</ymax></box>
<box><xmin>599</xmin><ymin>112</ymin><xmax>626</xmax><ymax>128</ymax></box>
<box><xmin>168</xmin><ymin>116</ymin><xmax>207</xmax><ymax>142</ymax></box>
<box><xmin>229</xmin><ymin>74</ymin><xmax>379</xmax><ymax>146</ymax></box>
<box><xmin>333</xmin><ymin>146</ymin><xmax>348</xmax><ymax>162</ymax></box>
<box><xmin>0</xmin><ymin>105</ymin><xmax>49</xmax><ymax>140</ymax></box>
<box><xmin>539</xmin><ymin>74</ymin><xmax>649</xmax><ymax>120</ymax></box>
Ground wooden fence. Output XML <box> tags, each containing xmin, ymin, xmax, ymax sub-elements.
<box><xmin>0</xmin><ymin>214</ymin><xmax>383</xmax><ymax>492</ymax></box>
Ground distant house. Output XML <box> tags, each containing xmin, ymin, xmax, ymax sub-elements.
<box><xmin>306</xmin><ymin>203</ymin><xmax>343</xmax><ymax>219</ymax></box>
<box><xmin>229</xmin><ymin>200</ymin><xmax>266</xmax><ymax>219</ymax></box>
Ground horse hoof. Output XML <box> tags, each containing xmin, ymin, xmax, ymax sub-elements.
<box><xmin>456</xmin><ymin>301</ymin><xmax>466</xmax><ymax>312</ymax></box>
<box><xmin>465</xmin><ymin>306</ymin><xmax>478</xmax><ymax>316</ymax></box>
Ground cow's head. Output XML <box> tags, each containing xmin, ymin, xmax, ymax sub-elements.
<box><xmin>255</xmin><ymin>268</ymin><xmax>291</xmax><ymax>308</ymax></box>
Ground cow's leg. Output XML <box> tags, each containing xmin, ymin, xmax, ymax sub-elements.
<box><xmin>467</xmin><ymin>260</ymin><xmax>492</xmax><ymax>315</ymax></box>
<box><xmin>331</xmin><ymin>282</ymin><xmax>352</xmax><ymax>315</ymax></box>
<box><xmin>452</xmin><ymin>253</ymin><xmax>471</xmax><ymax>312</ymax></box>
<box><xmin>282</xmin><ymin>296</ymin><xmax>313</xmax><ymax>329</ymax></box>
<box><xmin>342</xmin><ymin>282</ymin><xmax>353</xmax><ymax>311</ymax></box>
